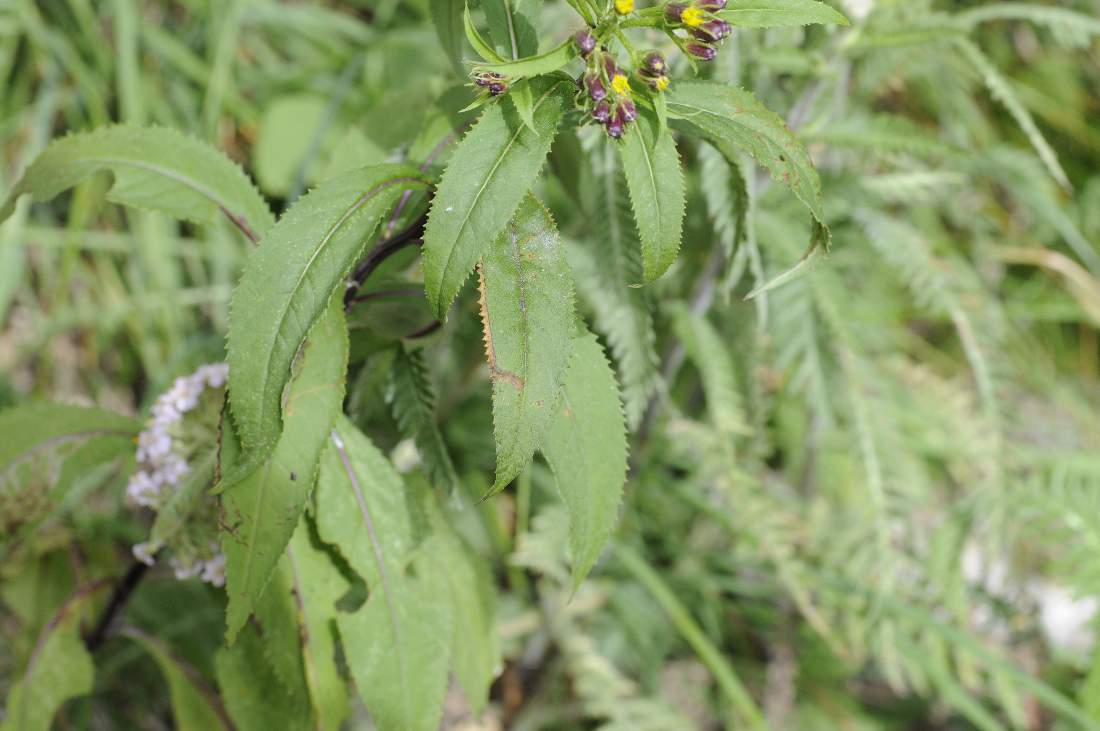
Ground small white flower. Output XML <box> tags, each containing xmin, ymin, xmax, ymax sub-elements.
<box><xmin>132</xmin><ymin>541</ymin><xmax>159</xmax><ymax>566</ymax></box>
<box><xmin>201</xmin><ymin>553</ymin><xmax>227</xmax><ymax>587</ymax></box>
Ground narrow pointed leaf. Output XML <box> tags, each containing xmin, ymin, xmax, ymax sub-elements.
<box><xmin>222</xmin><ymin>301</ymin><xmax>349</xmax><ymax>642</ymax></box>
<box><xmin>430</xmin><ymin>0</ymin><xmax>465</xmax><ymax>71</ymax></box>
<box><xmin>479</xmin><ymin>195</ymin><xmax>575</xmax><ymax>494</ymax></box>
<box><xmin>423</xmin><ymin>76</ymin><xmax>570</xmax><ymax>318</ymax></box>
<box><xmin>618</xmin><ymin>109</ymin><xmax>686</xmax><ymax>281</ymax></box>
<box><xmin>473</xmin><ymin>38</ymin><xmax>577</xmax><ymax>79</ymax></box>
<box><xmin>481</xmin><ymin>0</ymin><xmax>541</xmax><ymax>57</ymax></box>
<box><xmin>0</xmin><ymin>126</ymin><xmax>274</xmax><ymax>241</ymax></box>
<box><xmin>541</xmin><ymin>330</ymin><xmax>628</xmax><ymax>589</ymax></box>
<box><xmin>464</xmin><ymin>5</ymin><xmax>508</xmax><ymax>62</ymax></box>
<box><xmin>389</xmin><ymin>348</ymin><xmax>461</xmax><ymax>494</ymax></box>
<box><xmin>227</xmin><ymin>164</ymin><xmax>428</xmax><ymax>469</ymax></box>
<box><xmin>122</xmin><ymin>630</ymin><xmax>232</xmax><ymax>731</ymax></box>
<box><xmin>717</xmin><ymin>0</ymin><xmax>849</xmax><ymax>28</ymax></box>
<box><xmin>667</xmin><ymin>81</ymin><xmax>830</xmax><ymax>260</ymax></box>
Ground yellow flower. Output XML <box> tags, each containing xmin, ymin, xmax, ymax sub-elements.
<box><xmin>611</xmin><ymin>73</ymin><xmax>631</xmax><ymax>95</ymax></box>
<box><xmin>681</xmin><ymin>6</ymin><xmax>705</xmax><ymax>26</ymax></box>
<box><xmin>615</xmin><ymin>0</ymin><xmax>634</xmax><ymax>14</ymax></box>
<box><xmin>655</xmin><ymin>75</ymin><xmax>670</xmax><ymax>91</ymax></box>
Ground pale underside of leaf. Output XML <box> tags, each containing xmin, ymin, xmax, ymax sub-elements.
<box><xmin>718</xmin><ymin>0</ymin><xmax>849</xmax><ymax>28</ymax></box>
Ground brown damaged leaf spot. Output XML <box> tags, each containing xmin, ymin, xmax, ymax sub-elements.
<box><xmin>477</xmin><ymin>262</ymin><xmax>525</xmax><ymax>390</ymax></box>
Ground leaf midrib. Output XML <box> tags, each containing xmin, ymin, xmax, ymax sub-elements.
<box><xmin>435</xmin><ymin>82</ymin><xmax>564</xmax><ymax>307</ymax></box>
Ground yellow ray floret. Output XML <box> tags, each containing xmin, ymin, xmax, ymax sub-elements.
<box><xmin>611</xmin><ymin>74</ymin><xmax>631</xmax><ymax>95</ymax></box>
<box><xmin>682</xmin><ymin>6</ymin><xmax>705</xmax><ymax>26</ymax></box>
<box><xmin>616</xmin><ymin>0</ymin><xmax>634</xmax><ymax>14</ymax></box>
<box><xmin>655</xmin><ymin>76</ymin><xmax>670</xmax><ymax>91</ymax></box>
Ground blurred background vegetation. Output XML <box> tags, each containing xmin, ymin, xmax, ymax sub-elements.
<box><xmin>2</xmin><ymin>0</ymin><xmax>1100</xmax><ymax>728</ymax></box>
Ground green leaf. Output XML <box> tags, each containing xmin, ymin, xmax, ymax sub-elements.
<box><xmin>540</xmin><ymin>329</ymin><xmax>628</xmax><ymax>589</ymax></box>
<box><xmin>222</xmin><ymin>300</ymin><xmax>348</xmax><ymax>643</ymax></box>
<box><xmin>316</xmin><ymin>416</ymin><xmax>415</xmax><ymax>589</ymax></box>
<box><xmin>669</xmin><ymin>307</ymin><xmax>750</xmax><ymax>437</ymax></box>
<box><xmin>473</xmin><ymin>38</ymin><xmax>577</xmax><ymax>79</ymax></box>
<box><xmin>149</xmin><ymin>448</ymin><xmax>217</xmax><ymax>547</ymax></box>
<box><xmin>667</xmin><ymin>80</ymin><xmax>830</xmax><ymax>271</ymax></box>
<box><xmin>430</xmin><ymin>0</ymin><xmax>465</xmax><ymax>71</ymax></box>
<box><xmin>316</xmin><ymin>419</ymin><xmax>451</xmax><ymax>731</ymax></box>
<box><xmin>0</xmin><ymin>126</ymin><xmax>274</xmax><ymax>242</ymax></box>
<box><xmin>717</xmin><ymin>0</ymin><xmax>849</xmax><ymax>28</ymax></box>
<box><xmin>415</xmin><ymin>481</ymin><xmax>500</xmax><ymax>711</ymax></box>
<box><xmin>273</xmin><ymin>518</ymin><xmax>352</xmax><ymax>731</ymax></box>
<box><xmin>2</xmin><ymin>586</ymin><xmax>99</xmax><ymax>731</ymax></box>
<box><xmin>336</xmin><ymin>577</ymin><xmax>453</xmax><ymax>731</ymax></box>
<box><xmin>509</xmin><ymin>79</ymin><xmax>537</xmax><ymax>133</ymax></box>
<box><xmin>122</xmin><ymin>629</ymin><xmax>231</xmax><ymax>731</ymax></box>
<box><xmin>618</xmin><ymin>108</ymin><xmax>687</xmax><ymax>281</ymax></box>
<box><xmin>389</xmin><ymin>348</ymin><xmax>461</xmax><ymax>494</ymax></box>
<box><xmin>464</xmin><ymin>5</ymin><xmax>508</xmax><ymax>62</ymax></box>
<box><xmin>227</xmin><ymin>164</ymin><xmax>428</xmax><ymax>469</ymax></box>
<box><xmin>0</xmin><ymin>403</ymin><xmax>139</xmax><ymax>472</ymax></box>
<box><xmin>478</xmin><ymin>195</ymin><xmax>575</xmax><ymax>494</ymax></box>
<box><xmin>423</xmin><ymin>76</ymin><xmax>570</xmax><ymax>318</ymax></box>
<box><xmin>481</xmin><ymin>0</ymin><xmax>541</xmax><ymax>58</ymax></box>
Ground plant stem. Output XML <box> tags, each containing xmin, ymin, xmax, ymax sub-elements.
<box><xmin>85</xmin><ymin>559</ymin><xmax>149</xmax><ymax>651</ymax></box>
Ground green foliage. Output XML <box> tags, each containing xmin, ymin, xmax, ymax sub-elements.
<box><xmin>3</xmin><ymin>0</ymin><xmax>1100</xmax><ymax>728</ymax></box>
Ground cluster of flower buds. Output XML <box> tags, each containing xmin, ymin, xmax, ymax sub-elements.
<box><xmin>637</xmin><ymin>51</ymin><xmax>670</xmax><ymax>92</ymax></box>
<box><xmin>472</xmin><ymin>71</ymin><xmax>509</xmax><ymax>96</ymax></box>
<box><xmin>575</xmin><ymin>32</ymin><xmax>638</xmax><ymax>139</ymax></box>
<box><xmin>665</xmin><ymin>0</ymin><xmax>731</xmax><ymax>61</ymax></box>
<box><xmin>127</xmin><ymin>362</ymin><xmax>229</xmax><ymax>587</ymax></box>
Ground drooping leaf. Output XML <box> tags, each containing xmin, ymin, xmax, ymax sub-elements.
<box><xmin>667</xmin><ymin>81</ymin><xmax>830</xmax><ymax>263</ymax></box>
<box><xmin>1</xmin><ymin>585</ymin><xmax>99</xmax><ymax>731</ymax></box>
<box><xmin>315</xmin><ymin>418</ymin><xmax>451</xmax><ymax>731</ymax></box>
<box><xmin>540</xmin><ymin>329</ymin><xmax>628</xmax><ymax>589</ymax></box>
<box><xmin>336</xmin><ymin>577</ymin><xmax>453</xmax><ymax>731</ymax></box>
<box><xmin>414</xmin><ymin>479</ymin><xmax>500</xmax><ymax>712</ymax></box>
<box><xmin>423</xmin><ymin>76</ymin><xmax>570</xmax><ymax>318</ymax></box>
<box><xmin>717</xmin><ymin>0</ymin><xmax>849</xmax><ymax>28</ymax></box>
<box><xmin>464</xmin><ymin>5</ymin><xmax>508</xmax><ymax>62</ymax></box>
<box><xmin>122</xmin><ymin>629</ymin><xmax>232</xmax><ymax>731</ymax></box>
<box><xmin>479</xmin><ymin>195</ymin><xmax>575</xmax><ymax>494</ymax></box>
<box><xmin>0</xmin><ymin>403</ymin><xmax>139</xmax><ymax>472</ymax></box>
<box><xmin>227</xmin><ymin>164</ymin><xmax>428</xmax><ymax>470</ymax></box>
<box><xmin>430</xmin><ymin>0</ymin><xmax>465</xmax><ymax>71</ymax></box>
<box><xmin>670</xmin><ymin>307</ymin><xmax>750</xmax><ymax>438</ymax></box>
<box><xmin>221</xmin><ymin>300</ymin><xmax>348</xmax><ymax>642</ymax></box>
<box><xmin>473</xmin><ymin>38</ymin><xmax>576</xmax><ymax>79</ymax></box>
<box><xmin>0</xmin><ymin>126</ymin><xmax>274</xmax><ymax>241</ymax></box>
<box><xmin>618</xmin><ymin>108</ymin><xmax>687</xmax><ymax>281</ymax></box>
<box><xmin>388</xmin><ymin>347</ymin><xmax>461</xmax><ymax>494</ymax></box>
<box><xmin>315</xmin><ymin>416</ymin><xmax>416</xmax><ymax>589</ymax></box>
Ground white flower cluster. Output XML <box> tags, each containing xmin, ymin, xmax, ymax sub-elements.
<box><xmin>127</xmin><ymin>363</ymin><xmax>229</xmax><ymax>587</ymax></box>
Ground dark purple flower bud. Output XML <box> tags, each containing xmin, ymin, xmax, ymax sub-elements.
<box><xmin>574</xmin><ymin>30</ymin><xmax>597</xmax><ymax>57</ymax></box>
<box><xmin>488</xmin><ymin>82</ymin><xmax>507</xmax><ymax>95</ymax></box>
<box><xmin>685</xmin><ymin>42</ymin><xmax>717</xmax><ymax>61</ymax></box>
<box><xmin>592</xmin><ymin>100</ymin><xmax>612</xmax><ymax>123</ymax></box>
<box><xmin>642</xmin><ymin>51</ymin><xmax>667</xmax><ymax>75</ymax></box>
<box><xmin>603</xmin><ymin>55</ymin><xmax>621</xmax><ymax>78</ymax></box>
<box><xmin>665</xmin><ymin>2</ymin><xmax>688</xmax><ymax>22</ymax></box>
<box><xmin>585</xmin><ymin>73</ymin><xmax>607</xmax><ymax>101</ymax></box>
<box><xmin>606</xmin><ymin>115</ymin><xmax>625</xmax><ymax>139</ymax></box>
<box><xmin>691</xmin><ymin>19</ymin><xmax>732</xmax><ymax>41</ymax></box>
<box><xmin>699</xmin><ymin>0</ymin><xmax>726</xmax><ymax>8</ymax></box>
<box><xmin>474</xmin><ymin>76</ymin><xmax>490</xmax><ymax>87</ymax></box>
<box><xmin>618</xmin><ymin>99</ymin><xmax>637</xmax><ymax>123</ymax></box>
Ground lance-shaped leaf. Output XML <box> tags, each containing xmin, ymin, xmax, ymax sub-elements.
<box><xmin>618</xmin><ymin>108</ymin><xmax>687</xmax><ymax>281</ymax></box>
<box><xmin>336</xmin><ymin>577</ymin><xmax>453</xmax><ymax>731</ymax></box>
<box><xmin>464</xmin><ymin>5</ymin><xmax>508</xmax><ymax>62</ymax></box>
<box><xmin>316</xmin><ymin>419</ymin><xmax>451</xmax><ymax>731</ymax></box>
<box><xmin>221</xmin><ymin>301</ymin><xmax>348</xmax><ymax>643</ymax></box>
<box><xmin>472</xmin><ymin>39</ymin><xmax>577</xmax><ymax>79</ymax></box>
<box><xmin>482</xmin><ymin>0</ymin><xmax>541</xmax><ymax>57</ymax></box>
<box><xmin>227</xmin><ymin>164</ymin><xmax>428</xmax><ymax>470</ymax></box>
<box><xmin>423</xmin><ymin>76</ymin><xmax>570</xmax><ymax>318</ymax></box>
<box><xmin>0</xmin><ymin>126</ymin><xmax>274</xmax><ymax>241</ymax></box>
<box><xmin>670</xmin><ymin>307</ymin><xmax>750</xmax><ymax>438</ymax></box>
<box><xmin>389</xmin><ymin>347</ymin><xmax>461</xmax><ymax>494</ymax></box>
<box><xmin>717</xmin><ymin>0</ymin><xmax>849</xmax><ymax>28</ymax></box>
<box><xmin>667</xmin><ymin>81</ymin><xmax>830</xmax><ymax>282</ymax></box>
<box><xmin>541</xmin><ymin>330</ymin><xmax>628</xmax><ymax>589</ymax></box>
<box><xmin>478</xmin><ymin>195</ymin><xmax>575</xmax><ymax>494</ymax></box>
<box><xmin>0</xmin><ymin>403</ymin><xmax>139</xmax><ymax>472</ymax></box>
<box><xmin>258</xmin><ymin>518</ymin><xmax>351</xmax><ymax>731</ymax></box>
<box><xmin>415</xmin><ymin>480</ymin><xmax>500</xmax><ymax>712</ymax></box>
<box><xmin>2</xmin><ymin>585</ymin><xmax>100</xmax><ymax>731</ymax></box>
<box><xmin>122</xmin><ymin>629</ymin><xmax>232</xmax><ymax>731</ymax></box>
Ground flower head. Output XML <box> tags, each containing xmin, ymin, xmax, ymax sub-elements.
<box><xmin>615</xmin><ymin>0</ymin><xmax>635</xmax><ymax>14</ymax></box>
<box><xmin>574</xmin><ymin>30</ymin><xmax>597</xmax><ymax>57</ymax></box>
<box><xmin>686</xmin><ymin>42</ymin><xmax>717</xmax><ymax>61</ymax></box>
<box><xmin>611</xmin><ymin>73</ymin><xmax>631</xmax><ymax>96</ymax></box>
<box><xmin>681</xmin><ymin>6</ymin><xmax>706</xmax><ymax>27</ymax></box>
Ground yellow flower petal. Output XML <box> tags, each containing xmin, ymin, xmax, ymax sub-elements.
<box><xmin>611</xmin><ymin>74</ymin><xmax>631</xmax><ymax>95</ymax></box>
<box><xmin>615</xmin><ymin>0</ymin><xmax>634</xmax><ymax>14</ymax></box>
<box><xmin>682</xmin><ymin>6</ymin><xmax>705</xmax><ymax>26</ymax></box>
<box><xmin>655</xmin><ymin>76</ymin><xmax>670</xmax><ymax>91</ymax></box>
